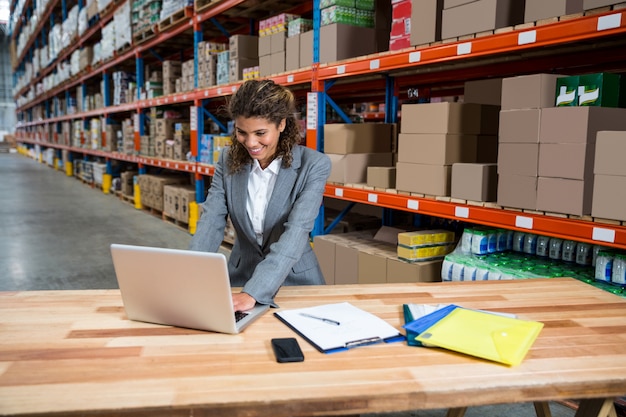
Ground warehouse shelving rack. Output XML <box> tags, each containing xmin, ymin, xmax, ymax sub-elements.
<box><xmin>11</xmin><ymin>0</ymin><xmax>626</xmax><ymax>249</ymax></box>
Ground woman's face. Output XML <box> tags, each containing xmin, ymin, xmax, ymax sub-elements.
<box><xmin>234</xmin><ymin>116</ymin><xmax>285</xmax><ymax>170</ymax></box>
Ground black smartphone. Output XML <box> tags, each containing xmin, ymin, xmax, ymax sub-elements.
<box><xmin>271</xmin><ymin>337</ymin><xmax>305</xmax><ymax>363</ymax></box>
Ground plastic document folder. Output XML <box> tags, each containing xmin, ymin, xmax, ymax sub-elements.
<box><xmin>415</xmin><ymin>307</ymin><xmax>544</xmax><ymax>366</ymax></box>
<box><xmin>403</xmin><ymin>304</ymin><xmax>459</xmax><ymax>347</ymax></box>
<box><xmin>274</xmin><ymin>302</ymin><xmax>404</xmax><ymax>354</ymax></box>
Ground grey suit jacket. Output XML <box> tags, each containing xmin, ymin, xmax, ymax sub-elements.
<box><xmin>189</xmin><ymin>144</ymin><xmax>331</xmax><ymax>306</ymax></box>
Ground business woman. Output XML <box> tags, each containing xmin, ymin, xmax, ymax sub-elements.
<box><xmin>190</xmin><ymin>79</ymin><xmax>331</xmax><ymax>311</ymax></box>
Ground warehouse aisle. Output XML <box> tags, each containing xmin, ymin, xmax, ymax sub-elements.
<box><xmin>0</xmin><ymin>153</ymin><xmax>193</xmax><ymax>291</ymax></box>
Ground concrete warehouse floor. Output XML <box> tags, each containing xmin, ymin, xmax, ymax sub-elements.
<box><xmin>0</xmin><ymin>152</ymin><xmax>581</xmax><ymax>417</ymax></box>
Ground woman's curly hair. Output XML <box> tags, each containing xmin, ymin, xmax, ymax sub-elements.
<box><xmin>227</xmin><ymin>79</ymin><xmax>300</xmax><ymax>173</ymax></box>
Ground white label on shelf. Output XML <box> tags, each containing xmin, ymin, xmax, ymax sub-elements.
<box><xmin>133</xmin><ymin>114</ymin><xmax>139</xmax><ymax>132</ymax></box>
<box><xmin>409</xmin><ymin>51</ymin><xmax>421</xmax><ymax>63</ymax></box>
<box><xmin>217</xmin><ymin>88</ymin><xmax>223</xmax><ymax>94</ymax></box>
<box><xmin>457</xmin><ymin>42</ymin><xmax>472</xmax><ymax>55</ymax></box>
<box><xmin>204</xmin><ymin>90</ymin><xmax>209</xmax><ymax>97</ymax></box>
<box><xmin>231</xmin><ymin>86</ymin><xmax>237</xmax><ymax>93</ymax></box>
<box><xmin>306</xmin><ymin>92</ymin><xmax>318</xmax><ymax>130</ymax></box>
<box><xmin>337</xmin><ymin>65</ymin><xmax>346</xmax><ymax>75</ymax></box>
<box><xmin>370</xmin><ymin>59</ymin><xmax>380</xmax><ymax>70</ymax></box>
<box><xmin>368</xmin><ymin>193</ymin><xmax>378</xmax><ymax>203</ymax></box>
<box><xmin>518</xmin><ymin>30</ymin><xmax>537</xmax><ymax>45</ymax></box>
<box><xmin>597</xmin><ymin>13</ymin><xmax>621</xmax><ymax>31</ymax></box>
<box><xmin>165</xmin><ymin>98</ymin><xmax>169</xmax><ymax>103</ymax></box>
<box><xmin>455</xmin><ymin>206</ymin><xmax>469</xmax><ymax>218</ymax></box>
<box><xmin>515</xmin><ymin>216</ymin><xmax>534</xmax><ymax>229</ymax></box>
<box><xmin>190</xmin><ymin>106</ymin><xmax>197</xmax><ymax>131</ymax></box>
<box><xmin>592</xmin><ymin>227</ymin><xmax>616</xmax><ymax>243</ymax></box>
<box><xmin>287</xmin><ymin>75</ymin><xmax>294</xmax><ymax>83</ymax></box>
<box><xmin>335</xmin><ymin>188</ymin><xmax>344</xmax><ymax>197</ymax></box>
<box><xmin>407</xmin><ymin>199</ymin><xmax>419</xmax><ymax>210</ymax></box>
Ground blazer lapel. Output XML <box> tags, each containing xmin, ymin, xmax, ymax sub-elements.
<box><xmin>231</xmin><ymin>163</ymin><xmax>257</xmax><ymax>244</ymax></box>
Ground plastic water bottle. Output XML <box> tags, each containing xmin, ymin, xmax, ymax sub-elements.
<box><xmin>523</xmin><ymin>234</ymin><xmax>538</xmax><ymax>255</ymax></box>
<box><xmin>575</xmin><ymin>243</ymin><xmax>592</xmax><ymax>266</ymax></box>
<box><xmin>595</xmin><ymin>251</ymin><xmax>613</xmax><ymax>282</ymax></box>
<box><xmin>612</xmin><ymin>254</ymin><xmax>626</xmax><ymax>285</ymax></box>
<box><xmin>512</xmin><ymin>232</ymin><xmax>526</xmax><ymax>252</ymax></box>
<box><xmin>562</xmin><ymin>240</ymin><xmax>577</xmax><ymax>263</ymax></box>
<box><xmin>549</xmin><ymin>238</ymin><xmax>563</xmax><ymax>260</ymax></box>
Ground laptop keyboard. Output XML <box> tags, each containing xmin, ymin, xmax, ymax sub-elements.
<box><xmin>235</xmin><ymin>311</ymin><xmax>249</xmax><ymax>322</ymax></box>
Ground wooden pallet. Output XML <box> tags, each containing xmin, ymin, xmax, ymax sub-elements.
<box><xmin>132</xmin><ymin>25</ymin><xmax>158</xmax><ymax>45</ymax></box>
<box><xmin>158</xmin><ymin>6</ymin><xmax>193</xmax><ymax>33</ymax></box>
<box><xmin>162</xmin><ymin>212</ymin><xmax>189</xmax><ymax>232</ymax></box>
<box><xmin>194</xmin><ymin>0</ymin><xmax>222</xmax><ymax>15</ymax></box>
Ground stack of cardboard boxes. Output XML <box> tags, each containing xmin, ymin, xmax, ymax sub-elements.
<box><xmin>197</xmin><ymin>41</ymin><xmax>227</xmax><ymax>88</ymax></box>
<box><xmin>324</xmin><ymin>123</ymin><xmax>394</xmax><ymax>184</ymax></box>
<box><xmin>396</xmin><ymin>101</ymin><xmax>498</xmax><ymax>197</ymax></box>
<box><xmin>498</xmin><ymin>73</ymin><xmax>626</xmax><ymax>216</ymax></box>
<box><xmin>163</xmin><ymin>184</ymin><xmax>196</xmax><ymax>224</ymax></box>
<box><xmin>593</xmin><ymin>131</ymin><xmax>626</xmax><ymax>221</ymax></box>
<box><xmin>137</xmin><ymin>174</ymin><xmax>188</xmax><ymax>211</ymax></box>
<box><xmin>171</xmin><ymin>122</ymin><xmax>190</xmax><ymax>161</ymax></box>
<box><xmin>259</xmin><ymin>13</ymin><xmax>299</xmax><ymax>77</ymax></box>
<box><xmin>162</xmin><ymin>60</ymin><xmax>182</xmax><ymax>96</ymax></box>
<box><xmin>229</xmin><ymin>35</ymin><xmax>259</xmax><ymax>83</ymax></box>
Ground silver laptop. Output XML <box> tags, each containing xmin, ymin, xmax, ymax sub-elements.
<box><xmin>110</xmin><ymin>244</ymin><xmax>269</xmax><ymax>334</ymax></box>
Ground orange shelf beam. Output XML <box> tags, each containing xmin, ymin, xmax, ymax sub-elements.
<box><xmin>317</xmin><ymin>10</ymin><xmax>626</xmax><ymax>80</ymax></box>
<box><xmin>324</xmin><ymin>184</ymin><xmax>626</xmax><ymax>249</ymax></box>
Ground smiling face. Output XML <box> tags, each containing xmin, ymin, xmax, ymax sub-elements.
<box><xmin>234</xmin><ymin>116</ymin><xmax>286</xmax><ymax>170</ymax></box>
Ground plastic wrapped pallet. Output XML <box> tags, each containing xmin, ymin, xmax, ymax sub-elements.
<box><xmin>98</xmin><ymin>0</ymin><xmax>114</xmax><ymax>13</ymax></box>
<box><xmin>70</xmin><ymin>50</ymin><xmax>80</xmax><ymax>76</ymax></box>
<box><xmin>78</xmin><ymin>6</ymin><xmax>88</xmax><ymax>37</ymax></box>
<box><xmin>101</xmin><ymin>21</ymin><xmax>115</xmax><ymax>61</ymax></box>
<box><xmin>114</xmin><ymin>1</ymin><xmax>132</xmax><ymax>51</ymax></box>
<box><xmin>62</xmin><ymin>5</ymin><xmax>79</xmax><ymax>50</ymax></box>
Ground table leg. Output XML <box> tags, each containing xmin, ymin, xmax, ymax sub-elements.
<box><xmin>575</xmin><ymin>398</ymin><xmax>617</xmax><ymax>417</ymax></box>
<box><xmin>534</xmin><ymin>401</ymin><xmax>553</xmax><ymax>417</ymax></box>
<box><xmin>445</xmin><ymin>407</ymin><xmax>467</xmax><ymax>417</ymax></box>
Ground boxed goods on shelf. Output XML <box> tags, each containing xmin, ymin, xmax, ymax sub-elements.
<box><xmin>164</xmin><ymin>184</ymin><xmax>196</xmax><ymax>223</ymax></box>
<box><xmin>441</xmin><ymin>0</ymin><xmax>525</xmax><ymax>39</ymax></box>
<box><xmin>451</xmin><ymin>163</ymin><xmax>497</xmax><ymax>202</ymax></box>
<box><xmin>592</xmin><ymin>130</ymin><xmax>626</xmax><ymax>221</ymax></box>
<box><xmin>366</xmin><ymin>167</ymin><xmax>396</xmax><ymax>189</ymax></box>
<box><xmin>319</xmin><ymin>23</ymin><xmax>377</xmax><ymax>63</ymax></box>
<box><xmin>524</xmin><ymin>0</ymin><xmax>584</xmax><ymax>23</ymax></box>
<box><xmin>556</xmin><ymin>73</ymin><xmax>625</xmax><ymax>107</ymax></box>
<box><xmin>324</xmin><ymin>123</ymin><xmax>394</xmax><ymax>154</ymax></box>
<box><xmin>137</xmin><ymin>174</ymin><xmax>188</xmax><ymax>211</ymax></box>
<box><xmin>114</xmin><ymin>1</ymin><xmax>133</xmax><ymax>51</ymax></box>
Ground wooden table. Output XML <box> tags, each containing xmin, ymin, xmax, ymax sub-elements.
<box><xmin>1</xmin><ymin>278</ymin><xmax>625</xmax><ymax>417</ymax></box>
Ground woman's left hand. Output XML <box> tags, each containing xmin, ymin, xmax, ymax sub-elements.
<box><xmin>232</xmin><ymin>292</ymin><xmax>257</xmax><ymax>312</ymax></box>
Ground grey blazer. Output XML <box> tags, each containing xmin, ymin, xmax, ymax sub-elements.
<box><xmin>189</xmin><ymin>144</ymin><xmax>332</xmax><ymax>306</ymax></box>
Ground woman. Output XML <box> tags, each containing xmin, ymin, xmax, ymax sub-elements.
<box><xmin>190</xmin><ymin>79</ymin><xmax>331</xmax><ymax>311</ymax></box>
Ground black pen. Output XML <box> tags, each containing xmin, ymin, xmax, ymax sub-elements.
<box><xmin>299</xmin><ymin>312</ymin><xmax>341</xmax><ymax>326</ymax></box>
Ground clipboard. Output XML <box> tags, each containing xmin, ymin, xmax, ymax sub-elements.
<box><xmin>274</xmin><ymin>302</ymin><xmax>404</xmax><ymax>354</ymax></box>
<box><xmin>415</xmin><ymin>307</ymin><xmax>544</xmax><ymax>366</ymax></box>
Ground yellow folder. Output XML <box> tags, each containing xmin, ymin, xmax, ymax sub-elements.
<box><xmin>415</xmin><ymin>307</ymin><xmax>544</xmax><ymax>366</ymax></box>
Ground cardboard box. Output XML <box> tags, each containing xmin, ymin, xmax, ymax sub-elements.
<box><xmin>358</xmin><ymin>245</ymin><xmax>395</xmax><ymax>284</ymax></box>
<box><xmin>228</xmin><ymin>34</ymin><xmax>259</xmax><ymax>59</ymax></box>
<box><xmin>499</xmin><ymin>109</ymin><xmax>543</xmax><ymax>144</ymax></box>
<box><xmin>270</xmin><ymin>31</ymin><xmax>286</xmax><ymax>54</ymax></box>
<box><xmin>476</xmin><ymin>135</ymin><xmax>498</xmax><ymax>163</ymax></box>
<box><xmin>464</xmin><ymin>78</ymin><xmax>503</xmax><ymax>106</ymax></box>
<box><xmin>441</xmin><ymin>0</ymin><xmax>525</xmax><ymax>39</ymax></box>
<box><xmin>536</xmin><ymin>177</ymin><xmax>592</xmax><ymax>216</ymax></box>
<box><xmin>327</xmin><ymin>153</ymin><xmax>394</xmax><ymax>184</ymax></box>
<box><xmin>525</xmin><ymin>0</ymin><xmax>583</xmax><ymax>22</ymax></box>
<box><xmin>335</xmin><ymin>242</ymin><xmax>359</xmax><ymax>284</ymax></box>
<box><xmin>400</xmin><ymin>102</ymin><xmax>482</xmax><ymax>134</ymax></box>
<box><xmin>259</xmin><ymin>55</ymin><xmax>272</xmax><ymax>77</ymax></box>
<box><xmin>538</xmin><ymin>143</ymin><xmax>594</xmax><ymax>180</ymax></box>
<box><xmin>444</xmin><ymin>0</ymin><xmax>477</xmax><ymax>7</ymax></box>
<box><xmin>300</xmin><ymin>30</ymin><xmax>314</xmax><ymax>67</ymax></box>
<box><xmin>497</xmin><ymin>174</ymin><xmax>537</xmax><ymax>210</ymax></box>
<box><xmin>324</xmin><ymin>123</ymin><xmax>394</xmax><ymax>154</ymax></box>
<box><xmin>258</xmin><ymin>35</ymin><xmax>272</xmax><ymax>57</ymax></box>
<box><xmin>286</xmin><ymin>35</ymin><xmax>300</xmax><ymax>71</ymax></box>
<box><xmin>387</xmin><ymin>258</ymin><xmax>443</xmax><ymax>283</ymax></box>
<box><xmin>396</xmin><ymin>162</ymin><xmax>452</xmax><ymax>196</ymax></box>
<box><xmin>592</xmin><ymin>174</ymin><xmax>626</xmax><ymax>221</ymax></box>
<box><xmin>411</xmin><ymin>0</ymin><xmax>443</xmax><ymax>45</ymax></box>
<box><xmin>367</xmin><ymin>167</ymin><xmax>396</xmax><ymax>189</ymax></box>
<box><xmin>539</xmin><ymin>107</ymin><xmax>626</xmax><ymax>144</ymax></box>
<box><xmin>178</xmin><ymin>187</ymin><xmax>196</xmax><ymax>223</ymax></box>
<box><xmin>229</xmin><ymin>58</ymin><xmax>259</xmax><ymax>83</ymax></box>
<box><xmin>501</xmin><ymin>74</ymin><xmax>563</xmax><ymax>110</ymax></box>
<box><xmin>270</xmin><ymin>51</ymin><xmax>285</xmax><ymax>75</ymax></box>
<box><xmin>397</xmin><ymin>133</ymin><xmax>477</xmax><ymax>165</ymax></box>
<box><xmin>584</xmin><ymin>0</ymin><xmax>624</xmax><ymax>9</ymax></box>
<box><xmin>451</xmin><ymin>163</ymin><xmax>498</xmax><ymax>201</ymax></box>
<box><xmin>319</xmin><ymin>23</ymin><xmax>377</xmax><ymax>63</ymax></box>
<box><xmin>594</xmin><ymin>131</ymin><xmax>626</xmax><ymax>176</ymax></box>
<box><xmin>497</xmin><ymin>143</ymin><xmax>539</xmax><ymax>176</ymax></box>
<box><xmin>313</xmin><ymin>234</ymin><xmax>336</xmax><ymax>285</ymax></box>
